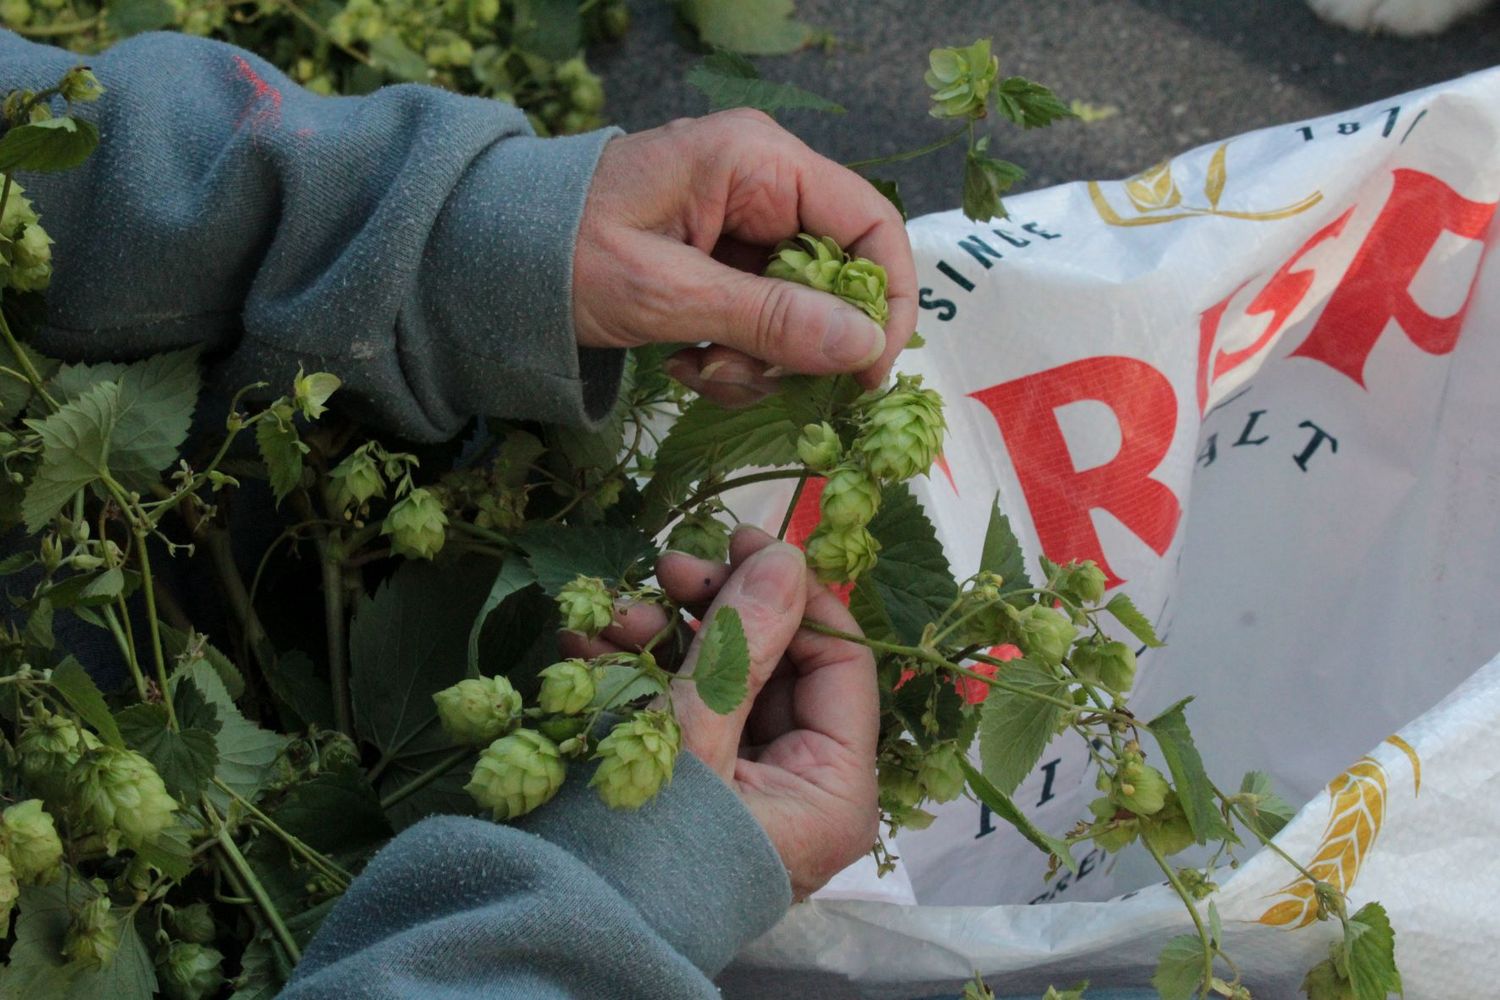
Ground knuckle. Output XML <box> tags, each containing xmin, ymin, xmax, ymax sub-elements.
<box><xmin>741</xmin><ymin>280</ymin><xmax>798</xmax><ymax>360</ymax></box>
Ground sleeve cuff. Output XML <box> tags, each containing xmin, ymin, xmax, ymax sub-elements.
<box><xmin>516</xmin><ymin>749</ymin><xmax>794</xmax><ymax>977</ymax></box>
<box><xmin>417</xmin><ymin>126</ymin><xmax>626</xmax><ymax>430</ymax></box>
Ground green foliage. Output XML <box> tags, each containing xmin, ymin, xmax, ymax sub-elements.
<box><xmin>21</xmin><ymin>380</ymin><xmax>119</xmax><ymax>532</ymax></box>
<box><xmin>963</xmin><ymin>138</ymin><xmax>1025</xmax><ymax>222</ymax></box>
<box><xmin>977</xmin><ymin>659</ymin><xmax>1066</xmax><ymax>796</ymax></box>
<box><xmin>1151</xmin><ymin>933</ymin><xmax>1206</xmax><ymax>1000</ymax></box>
<box><xmin>676</xmin><ymin>0</ymin><xmax>816</xmax><ymax>55</ymax></box>
<box><xmin>978</xmin><ymin>492</ymin><xmax>1033</xmax><ymax>598</ymax></box>
<box><xmin>49</xmin><ymin>656</ymin><xmax>123</xmax><ymax>748</ymax></box>
<box><xmin>691</xmin><ymin>606</ymin><xmax>750</xmax><ymax>714</ymax></box>
<box><xmin>0</xmin><ymin>116</ymin><xmax>101</xmax><ymax>173</ymax></box>
<box><xmin>1149</xmin><ymin>700</ymin><xmax>1234</xmax><ymax>845</ymax></box>
<box><xmin>1106</xmin><ymin>592</ymin><xmax>1163</xmax><ymax>647</ymax></box>
<box><xmin>1237</xmin><ymin>770</ymin><xmax>1294</xmax><ymax>841</ymax></box>
<box><xmin>3</xmin><ymin>885</ymin><xmax>156</xmax><ymax>997</ymax></box>
<box><xmin>687</xmin><ymin>51</ymin><xmax>844</xmax><ymax>115</ymax></box>
<box><xmin>116</xmin><ymin>702</ymin><xmax>219</xmax><ymax>798</ymax></box>
<box><xmin>960</xmin><ymin>758</ymin><xmax>1077</xmax><ymax>875</ymax></box>
<box><xmin>517</xmin><ymin>523</ymin><xmax>654</xmax><ymax>596</ymax></box>
<box><xmin>851</xmin><ymin>483</ymin><xmax>956</xmax><ymax>645</ymax></box>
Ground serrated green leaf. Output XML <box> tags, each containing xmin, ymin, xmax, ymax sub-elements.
<box><xmin>2</xmin><ymin>885</ymin><xmax>156</xmax><ymax>998</ymax></box>
<box><xmin>517</xmin><ymin>523</ymin><xmax>654</xmax><ymax>596</ymax></box>
<box><xmin>1238</xmin><ymin>770</ymin><xmax>1294</xmax><ymax>842</ymax></box>
<box><xmin>106</xmin><ymin>0</ymin><xmax>176</xmax><ymax>36</ymax></box>
<box><xmin>687</xmin><ymin>52</ymin><xmax>844</xmax><ymax>114</ymax></box>
<box><xmin>1208</xmin><ymin>900</ymin><xmax>1223</xmax><ymax>947</ymax></box>
<box><xmin>962</xmin><ymin>142</ymin><xmax>1025</xmax><ymax>223</ymax></box>
<box><xmin>1152</xmin><ymin>933</ymin><xmax>1208</xmax><ymax>1000</ymax></box>
<box><xmin>228</xmin><ymin>934</ymin><xmax>286</xmax><ymax>1000</ymax></box>
<box><xmin>183</xmin><ymin>659</ymin><xmax>288</xmax><ymax>805</ymax></box>
<box><xmin>256</xmin><ymin>415</ymin><xmax>306</xmax><ymax>505</ymax></box>
<box><xmin>262</xmin><ymin>649</ymin><xmax>334</xmax><ymax>730</ymax></box>
<box><xmin>977</xmin><ymin>659</ymin><xmax>1066</xmax><ymax>796</ymax></box>
<box><xmin>1106</xmin><ymin>592</ymin><xmax>1163</xmax><ymax>647</ymax></box>
<box><xmin>21</xmin><ymin>379</ymin><xmax>120</xmax><ymax>532</ymax></box>
<box><xmin>867</xmin><ymin>176</ymin><xmax>906</xmax><ymax>220</ymax></box>
<box><xmin>960</xmin><ymin>757</ymin><xmax>1077</xmax><ymax>875</ymax></box>
<box><xmin>272</xmin><ymin>766</ymin><xmax>391</xmax><ymax>860</ymax></box>
<box><xmin>692</xmin><ymin>606</ymin><xmax>750</xmax><ymax>713</ymax></box>
<box><xmin>1345</xmin><ymin>902</ymin><xmax>1401</xmax><ymax>1000</ymax></box>
<box><xmin>132</xmin><ymin>827</ymin><xmax>194</xmax><ymax>880</ymax></box>
<box><xmin>115</xmin><ymin>703</ymin><xmax>219</xmax><ymax>798</ymax></box>
<box><xmin>25</xmin><ymin>597</ymin><xmax>52</xmax><ymax>649</ymax></box>
<box><xmin>108</xmin><ymin>349</ymin><xmax>201</xmax><ymax>491</ymax></box>
<box><xmin>1150</xmin><ymin>700</ymin><xmax>1233</xmax><ymax>845</ymax></box>
<box><xmin>591</xmin><ymin>661</ymin><xmax>667</xmax><ymax>710</ymax></box>
<box><xmin>853</xmin><ymin>483</ymin><xmax>957</xmax><ymax>645</ymax></box>
<box><xmin>994</xmin><ymin>76</ymin><xmax>1076</xmax><ymax>129</ymax></box>
<box><xmin>467</xmin><ymin>559</ymin><xmax>538</xmax><ymax>676</ymax></box>
<box><xmin>42</xmin><ymin>567</ymin><xmax>139</xmax><ymax>609</ymax></box>
<box><xmin>0</xmin><ymin>341</ymin><xmax>59</xmax><ymax>421</ymax></box>
<box><xmin>979</xmin><ymin>493</ymin><xmax>1033</xmax><ymax>600</ymax></box>
<box><xmin>0</xmin><ymin>116</ymin><xmax>100</xmax><ymax>173</ymax></box>
<box><xmin>678</xmin><ymin>0</ymin><xmax>815</xmax><ymax>55</ymax></box>
<box><xmin>49</xmin><ymin>656</ymin><xmax>123</xmax><ymax>748</ymax></box>
<box><xmin>160</xmin><ymin>624</ymin><xmax>245</xmax><ymax>701</ymax></box>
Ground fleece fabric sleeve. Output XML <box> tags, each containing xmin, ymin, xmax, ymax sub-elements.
<box><xmin>279</xmin><ymin>750</ymin><xmax>793</xmax><ymax>999</ymax></box>
<box><xmin>0</xmin><ymin>29</ymin><xmax>624</xmax><ymax>441</ymax></box>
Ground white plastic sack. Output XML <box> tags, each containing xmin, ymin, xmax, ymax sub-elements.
<box><xmin>721</xmin><ymin>65</ymin><xmax>1500</xmax><ymax>997</ymax></box>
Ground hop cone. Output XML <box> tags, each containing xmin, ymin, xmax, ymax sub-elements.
<box><xmin>168</xmin><ymin>902</ymin><xmax>216</xmax><ymax>945</ymax></box>
<box><xmin>63</xmin><ymin>895</ymin><xmax>120</xmax><ymax>970</ymax></box>
<box><xmin>0</xmin><ymin>799</ymin><xmax>62</xmax><ymax>884</ymax></box>
<box><xmin>1055</xmin><ymin>560</ymin><xmax>1108</xmax><ymax>604</ymax></box>
<box><xmin>764</xmin><ymin>233</ymin><xmax>844</xmax><ymax>292</ymax></box>
<box><xmin>1011</xmin><ymin>604</ymin><xmax>1077</xmax><ymax>668</ymax></box>
<box><xmin>666</xmin><ymin>509</ymin><xmax>731</xmax><ymax>562</ymax></box>
<box><xmin>795</xmin><ymin>421</ymin><xmax>843</xmax><ymax>473</ymax></box>
<box><xmin>7</xmin><ymin>222</ymin><xmax>52</xmax><ymax>292</ymax></box>
<box><xmin>433</xmin><ymin>676</ymin><xmax>522</xmax><ymax>746</ymax></box>
<box><xmin>916</xmin><ymin>745</ymin><xmax>966</xmax><ymax>804</ymax></box>
<box><xmin>58</xmin><ymin>66</ymin><xmax>104</xmax><ymax>103</ymax></box>
<box><xmin>804</xmin><ymin>522</ymin><xmax>880</xmax><ymax>584</ymax></box>
<box><xmin>381</xmin><ymin>487</ymin><xmax>448</xmax><ymax>560</ymax></box>
<box><xmin>537</xmin><ymin>659</ymin><xmax>597</xmax><ymax>716</ymax></box>
<box><xmin>854</xmin><ymin>375</ymin><xmax>946</xmax><ymax>482</ymax></box>
<box><xmin>1087</xmin><ymin>795</ymin><xmax>1140</xmax><ymax>854</ymax></box>
<box><xmin>558</xmin><ymin>575</ymin><xmax>614</xmax><ymax>636</ymax></box>
<box><xmin>835</xmin><ymin>258</ymin><xmax>889</xmax><ymax>326</ymax></box>
<box><xmin>1112</xmin><ymin>758</ymin><xmax>1169</xmax><ymax>817</ymax></box>
<box><xmin>818</xmin><ymin>464</ymin><xmax>881</xmax><ymax>528</ymax></box>
<box><xmin>1070</xmin><ymin>639</ymin><xmax>1136</xmax><ymax>692</ymax></box>
<box><xmin>157</xmin><ymin>941</ymin><xmax>225</xmax><ymax>1000</ymax></box>
<box><xmin>18</xmin><ymin>708</ymin><xmax>100</xmax><ymax>804</ymax></box>
<box><xmin>330</xmin><ymin>449</ymin><xmax>385</xmax><ymax>515</ymax></box>
<box><xmin>67</xmin><ymin>746</ymin><xmax>178</xmax><ymax>850</ymax></box>
<box><xmin>925</xmin><ymin>39</ymin><xmax>998</xmax><ymax>119</ymax></box>
<box><xmin>590</xmin><ymin>711</ymin><xmax>680</xmax><ymax>810</ymax></box>
<box><xmin>0</xmin><ymin>854</ymin><xmax>16</xmax><ymax>937</ymax></box>
<box><xmin>466</xmin><ymin>730</ymin><xmax>566</xmax><ymax>821</ymax></box>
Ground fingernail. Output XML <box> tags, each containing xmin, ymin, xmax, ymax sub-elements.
<box><xmin>741</xmin><ymin>542</ymin><xmax>803</xmax><ymax>613</ymax></box>
<box><xmin>762</xmin><ymin>365</ymin><xmax>788</xmax><ymax>378</ymax></box>
<box><xmin>699</xmin><ymin>360</ymin><xmax>728</xmax><ymax>382</ymax></box>
<box><xmin>821</xmin><ymin>308</ymin><xmax>885</xmax><ymax>368</ymax></box>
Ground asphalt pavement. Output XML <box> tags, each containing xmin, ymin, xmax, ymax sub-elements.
<box><xmin>597</xmin><ymin>0</ymin><xmax>1500</xmax><ymax>218</ymax></box>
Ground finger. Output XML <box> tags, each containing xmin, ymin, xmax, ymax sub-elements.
<box><xmin>744</xmin><ymin>657</ymin><xmax>797</xmax><ymax>748</ymax></box>
<box><xmin>663</xmin><ymin>345</ymin><xmax>778</xmax><ymax>408</ymax></box>
<box><xmin>673</xmin><ymin>540</ymin><xmax>808</xmax><ymax>779</ymax></box>
<box><xmin>558</xmin><ymin>631</ymin><xmax>624</xmax><ymax>660</ymax></box>
<box><xmin>598</xmin><ymin>599</ymin><xmax>671</xmax><ymax>651</ymax></box>
<box><xmin>656</xmin><ymin>550</ymin><xmax>732</xmax><ymax>604</ymax></box>
<box><xmin>779</xmin><ymin>566</ymin><xmax>880</xmax><ymax>758</ymax></box>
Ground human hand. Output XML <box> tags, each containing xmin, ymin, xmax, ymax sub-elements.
<box><xmin>572</xmin><ymin>109</ymin><xmax>917</xmax><ymax>408</ymax></box>
<box><xmin>560</xmin><ymin>525</ymin><xmax>880</xmax><ymax>899</ymax></box>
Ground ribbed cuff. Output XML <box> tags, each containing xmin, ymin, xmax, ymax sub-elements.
<box><xmin>517</xmin><ymin>750</ymin><xmax>794</xmax><ymax>977</ymax></box>
<box><xmin>419</xmin><ymin>126</ymin><xmax>626</xmax><ymax>429</ymax></box>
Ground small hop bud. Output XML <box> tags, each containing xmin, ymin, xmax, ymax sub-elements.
<box><xmin>854</xmin><ymin>375</ymin><xmax>946</xmax><ymax>482</ymax></box>
<box><xmin>666</xmin><ymin>509</ymin><xmax>731</xmax><ymax>562</ymax></box>
<box><xmin>381</xmin><ymin>487</ymin><xmax>448</xmax><ymax>560</ymax></box>
<box><xmin>63</xmin><ymin>895</ymin><xmax>120</xmax><ymax>970</ymax></box>
<box><xmin>1059</xmin><ymin>560</ymin><xmax>1108</xmax><ymax>604</ymax></box>
<box><xmin>590</xmin><ymin>711</ymin><xmax>680</xmax><ymax>810</ymax></box>
<box><xmin>925</xmin><ymin>39</ymin><xmax>999</xmax><ymax>120</ymax></box>
<box><xmin>465</xmin><ymin>729</ymin><xmax>567</xmax><ymax>821</ymax></box>
<box><xmin>0</xmin><ymin>854</ymin><xmax>16</xmax><ymax>936</ymax></box>
<box><xmin>433</xmin><ymin>676</ymin><xmax>522</xmax><ymax>745</ymax></box>
<box><xmin>537</xmin><ymin>659</ymin><xmax>597</xmax><ymax>716</ymax></box>
<box><xmin>817</xmin><ymin>464</ymin><xmax>881</xmax><ymax>528</ymax></box>
<box><xmin>558</xmin><ymin>575</ymin><xmax>614</xmax><ymax>637</ymax></box>
<box><xmin>795</xmin><ymin>421</ymin><xmax>843</xmax><ymax>473</ymax></box>
<box><xmin>601</xmin><ymin>0</ymin><xmax>630</xmax><ymax>38</ymax></box>
<box><xmin>0</xmin><ymin>799</ymin><xmax>63</xmax><ymax>884</ymax></box>
<box><xmin>68</xmin><ymin>745</ymin><xmax>179</xmax><ymax>850</ymax></box>
<box><xmin>1011</xmin><ymin>604</ymin><xmax>1077</xmax><ymax>667</ymax></box>
<box><xmin>1112</xmin><ymin>758</ymin><xmax>1169</xmax><ymax>817</ymax></box>
<box><xmin>59</xmin><ymin>66</ymin><xmax>104</xmax><ymax>103</ymax></box>
<box><xmin>18</xmin><ymin>707</ymin><xmax>100</xmax><ymax>804</ymax></box>
<box><xmin>167</xmin><ymin>902</ymin><xmax>216</xmax><ymax>945</ymax></box>
<box><xmin>1069</xmin><ymin>639</ymin><xmax>1136</xmax><ymax>692</ymax></box>
<box><xmin>835</xmin><ymin>258</ymin><xmax>889</xmax><ymax>326</ymax></box>
<box><xmin>916</xmin><ymin>745</ymin><xmax>966</xmax><ymax>804</ymax></box>
<box><xmin>329</xmin><ymin>448</ymin><xmax>384</xmax><ymax>514</ymax></box>
<box><xmin>1176</xmin><ymin>866</ymin><xmax>1218</xmax><ymax>901</ymax></box>
<box><xmin>1087</xmin><ymin>795</ymin><xmax>1140</xmax><ymax>853</ymax></box>
<box><xmin>804</xmin><ymin>522</ymin><xmax>880</xmax><ymax>584</ymax></box>
<box><xmin>292</xmin><ymin>367</ymin><xmax>341</xmax><ymax>421</ymax></box>
<box><xmin>157</xmin><ymin>941</ymin><xmax>225</xmax><ymax>1000</ymax></box>
<box><xmin>8</xmin><ymin>222</ymin><xmax>53</xmax><ymax>292</ymax></box>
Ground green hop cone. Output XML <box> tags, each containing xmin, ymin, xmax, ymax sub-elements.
<box><xmin>167</xmin><ymin>902</ymin><xmax>216</xmax><ymax>945</ymax></box>
<box><xmin>1141</xmin><ymin>792</ymin><xmax>1195</xmax><ymax>857</ymax></box>
<box><xmin>590</xmin><ymin>710</ymin><xmax>680</xmax><ymax>810</ymax></box>
<box><xmin>1011</xmin><ymin>604</ymin><xmax>1077</xmax><ymax>667</ymax></box>
<box><xmin>0</xmin><ymin>179</ymin><xmax>37</xmax><ymax>231</ymax></box>
<box><xmin>329</xmin><ymin>448</ymin><xmax>384</xmax><ymax>513</ymax></box>
<box><xmin>1070</xmin><ymin>638</ymin><xmax>1136</xmax><ymax>692</ymax></box>
<box><xmin>18</xmin><ymin>708</ymin><xmax>101</xmax><ymax>805</ymax></box>
<box><xmin>7</xmin><ymin>222</ymin><xmax>53</xmax><ymax>292</ymax></box>
<box><xmin>466</xmin><ymin>729</ymin><xmax>567</xmax><ymax>821</ymax></box>
<box><xmin>68</xmin><ymin>745</ymin><xmax>179</xmax><ymax>850</ymax></box>
<box><xmin>818</xmin><ymin>464</ymin><xmax>881</xmax><ymax>528</ymax></box>
<box><xmin>1112</xmin><ymin>758</ymin><xmax>1169</xmax><ymax>817</ymax></box>
<box><xmin>1056</xmin><ymin>560</ymin><xmax>1108</xmax><ymax>604</ymax></box>
<box><xmin>0</xmin><ymin>854</ymin><xmax>16</xmax><ymax>936</ymax></box>
<box><xmin>855</xmin><ymin>375</ymin><xmax>946</xmax><ymax>482</ymax></box>
<box><xmin>0</xmin><ymin>799</ymin><xmax>63</xmax><ymax>884</ymax></box>
<box><xmin>925</xmin><ymin>38</ymin><xmax>999</xmax><ymax>119</ymax></box>
<box><xmin>835</xmin><ymin>258</ymin><xmax>889</xmax><ymax>326</ymax></box>
<box><xmin>916</xmin><ymin>745</ymin><xmax>966</xmax><ymax>804</ymax></box>
<box><xmin>537</xmin><ymin>659</ymin><xmax>597</xmax><ymax>716</ymax></box>
<box><xmin>292</xmin><ymin>367</ymin><xmax>341</xmax><ymax>421</ymax></box>
<box><xmin>558</xmin><ymin>575</ymin><xmax>615</xmax><ymax>637</ymax></box>
<box><xmin>804</xmin><ymin>522</ymin><xmax>880</xmax><ymax>584</ymax></box>
<box><xmin>381</xmin><ymin>487</ymin><xmax>448</xmax><ymax>560</ymax></box>
<box><xmin>433</xmin><ymin>675</ymin><xmax>522</xmax><ymax>746</ymax></box>
<box><xmin>666</xmin><ymin>509</ymin><xmax>731</xmax><ymax>562</ymax></box>
<box><xmin>764</xmin><ymin>233</ymin><xmax>844</xmax><ymax>292</ymax></box>
<box><xmin>1087</xmin><ymin>795</ymin><xmax>1140</xmax><ymax>853</ymax></box>
<box><xmin>157</xmin><ymin>941</ymin><xmax>225</xmax><ymax>1000</ymax></box>
<box><xmin>556</xmin><ymin>57</ymin><xmax>605</xmax><ymax>115</ymax></box>
<box><xmin>796</xmin><ymin>421</ymin><xmax>843</xmax><ymax>473</ymax></box>
<box><xmin>63</xmin><ymin>895</ymin><xmax>120</xmax><ymax>970</ymax></box>
<box><xmin>58</xmin><ymin>66</ymin><xmax>105</xmax><ymax>103</ymax></box>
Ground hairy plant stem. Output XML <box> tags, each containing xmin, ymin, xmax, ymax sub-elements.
<box><xmin>104</xmin><ymin>475</ymin><xmax>178</xmax><ymax>728</ymax></box>
<box><xmin>378</xmin><ymin>746</ymin><xmax>472</xmax><ymax>811</ymax></box>
<box><xmin>103</xmin><ymin>599</ymin><xmax>149</xmax><ymax>701</ymax></box>
<box><xmin>214</xmin><ymin>777</ymin><xmax>352</xmax><ymax>888</ymax></box>
<box><xmin>843</xmin><ymin>125</ymin><xmax>968</xmax><ymax>171</ymax></box>
<box><xmin>675</xmin><ymin>468</ymin><xmax>809</xmax><ymax>521</ymax></box>
<box><xmin>200</xmin><ymin>521</ymin><xmax>276</xmax><ymax>677</ymax></box>
<box><xmin>316</xmin><ymin>529</ymin><xmax>354</xmax><ymax>738</ymax></box>
<box><xmin>205</xmin><ymin>797</ymin><xmax>302</xmax><ymax>962</ymax></box>
<box><xmin>1143</xmin><ymin>834</ymin><xmax>1216</xmax><ymax>999</ymax></box>
<box><xmin>0</xmin><ymin>299</ymin><xmax>58</xmax><ymax>412</ymax></box>
<box><xmin>776</xmin><ymin>473</ymin><xmax>810</xmax><ymax>540</ymax></box>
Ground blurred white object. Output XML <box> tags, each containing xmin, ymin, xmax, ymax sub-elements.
<box><xmin>1308</xmin><ymin>0</ymin><xmax>1492</xmax><ymax>34</ymax></box>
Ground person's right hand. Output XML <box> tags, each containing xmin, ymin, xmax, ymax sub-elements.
<box><xmin>562</xmin><ymin>526</ymin><xmax>880</xmax><ymax>899</ymax></box>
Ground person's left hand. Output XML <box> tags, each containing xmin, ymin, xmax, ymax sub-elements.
<box><xmin>560</xmin><ymin>525</ymin><xmax>880</xmax><ymax>899</ymax></box>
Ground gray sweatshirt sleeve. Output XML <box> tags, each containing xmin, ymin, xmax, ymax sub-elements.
<box><xmin>0</xmin><ymin>29</ymin><xmax>624</xmax><ymax>441</ymax></box>
<box><xmin>280</xmin><ymin>751</ymin><xmax>794</xmax><ymax>999</ymax></box>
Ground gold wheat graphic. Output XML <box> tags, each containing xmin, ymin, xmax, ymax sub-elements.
<box><xmin>1089</xmin><ymin>142</ymin><xmax>1323</xmax><ymax>227</ymax></box>
<box><xmin>1257</xmin><ymin>736</ymin><xmax>1422</xmax><ymax>928</ymax></box>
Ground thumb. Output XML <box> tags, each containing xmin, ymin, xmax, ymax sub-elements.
<box><xmin>643</xmin><ymin>240</ymin><xmax>888</xmax><ymax>377</ymax></box>
<box><xmin>673</xmin><ymin>540</ymin><xmax>808</xmax><ymax>781</ymax></box>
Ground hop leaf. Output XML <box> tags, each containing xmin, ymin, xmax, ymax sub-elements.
<box><xmin>962</xmin><ymin>137</ymin><xmax>1025</xmax><ymax>223</ymax></box>
<box><xmin>537</xmin><ymin>659</ymin><xmax>597</xmax><ymax>716</ymax></box>
<box><xmin>818</xmin><ymin>464</ymin><xmax>881</xmax><ymax>528</ymax></box>
<box><xmin>854</xmin><ymin>375</ymin><xmax>946</xmax><ymax>482</ymax></box>
<box><xmin>465</xmin><ymin>729</ymin><xmax>567</xmax><ymax>821</ymax></box>
<box><xmin>0</xmin><ymin>854</ymin><xmax>16</xmax><ymax>936</ymax></box>
<box><xmin>0</xmin><ymin>799</ymin><xmax>63</xmax><ymax>885</ymax></box>
<box><xmin>17</xmin><ymin>707</ymin><xmax>101</xmax><ymax>805</ymax></box>
<box><xmin>590</xmin><ymin>711</ymin><xmax>680</xmax><ymax>810</ymax></box>
<box><xmin>67</xmin><ymin>745</ymin><xmax>179</xmax><ymax>851</ymax></box>
<box><xmin>557</xmin><ymin>575</ymin><xmax>615</xmax><ymax>636</ymax></box>
<box><xmin>166</xmin><ymin>902</ymin><xmax>216</xmax><ymax>945</ymax></box>
<box><xmin>925</xmin><ymin>39</ymin><xmax>999</xmax><ymax>119</ymax></box>
<box><xmin>382</xmin><ymin>487</ymin><xmax>448</xmax><ymax>560</ymax></box>
<box><xmin>432</xmin><ymin>676</ymin><xmax>522</xmax><ymax>746</ymax></box>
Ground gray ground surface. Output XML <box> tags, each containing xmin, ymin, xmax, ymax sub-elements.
<box><xmin>597</xmin><ymin>0</ymin><xmax>1500</xmax><ymax>218</ymax></box>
